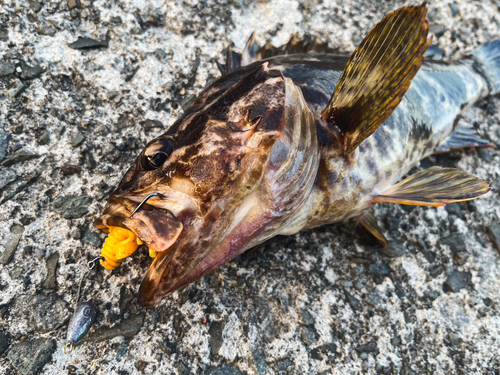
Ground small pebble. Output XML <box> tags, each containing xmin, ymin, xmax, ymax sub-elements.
<box><xmin>67</xmin><ymin>0</ymin><xmax>79</xmax><ymax>9</ymax></box>
<box><xmin>0</xmin><ymin>132</ymin><xmax>10</xmax><ymax>161</ymax></box>
<box><xmin>28</xmin><ymin>0</ymin><xmax>42</xmax><ymax>12</ymax></box>
<box><xmin>344</xmin><ymin>289</ymin><xmax>362</xmax><ymax>310</ymax></box>
<box><xmin>381</xmin><ymin>242</ymin><xmax>406</xmax><ymax>257</ymax></box>
<box><xmin>8</xmin><ymin>338</ymin><xmax>56</xmax><ymax>375</ymax></box>
<box><xmin>0</xmin><ymin>61</ymin><xmax>15</xmax><ymax>76</ymax></box>
<box><xmin>445</xmin><ymin>203</ymin><xmax>463</xmax><ymax>218</ymax></box>
<box><xmin>430</xmin><ymin>265</ymin><xmax>444</xmax><ymax>278</ymax></box>
<box><xmin>53</xmin><ymin>195</ymin><xmax>92</xmax><ymax>219</ymax></box>
<box><xmin>71</xmin><ymin>132</ymin><xmax>85</xmax><ymax>147</ymax></box>
<box><xmin>60</xmin><ymin>164</ymin><xmax>81</xmax><ymax>176</ymax></box>
<box><xmin>69</xmin><ymin>35</ymin><xmax>110</xmax><ymax>49</ymax></box>
<box><xmin>430</xmin><ymin>24</ymin><xmax>446</xmax><ymax>38</ymax></box>
<box><xmin>487</xmin><ymin>220</ymin><xmax>500</xmax><ymax>252</ymax></box>
<box><xmin>0</xmin><ymin>224</ymin><xmax>25</xmax><ymax>265</ymax></box>
<box><xmin>441</xmin><ymin>234</ymin><xmax>467</xmax><ymax>253</ymax></box>
<box><xmin>443</xmin><ymin>271</ymin><xmax>472</xmax><ymax>293</ymax></box>
<box><xmin>0</xmin><ymin>332</ymin><xmax>9</xmax><ymax>356</ymax></box>
<box><xmin>356</xmin><ymin>341</ymin><xmax>377</xmax><ymax>353</ymax></box>
<box><xmin>19</xmin><ymin>61</ymin><xmax>44</xmax><ymax>80</ymax></box>
<box><xmin>0</xmin><ymin>168</ymin><xmax>17</xmax><ymax>189</ymax></box>
<box><xmin>38</xmin><ymin>131</ymin><xmax>50</xmax><ymax>145</ymax></box>
<box><xmin>368</xmin><ymin>264</ymin><xmax>390</xmax><ymax>275</ymax></box>
<box><xmin>7</xmin><ymin>79</ymin><xmax>26</xmax><ymax>98</ymax></box>
<box><xmin>23</xmin><ymin>275</ymin><xmax>31</xmax><ymax>287</ymax></box>
<box><xmin>449</xmin><ymin>3</ymin><xmax>459</xmax><ymax>16</ymax></box>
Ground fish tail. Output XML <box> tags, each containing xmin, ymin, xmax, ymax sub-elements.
<box><xmin>470</xmin><ymin>39</ymin><xmax>500</xmax><ymax>95</ymax></box>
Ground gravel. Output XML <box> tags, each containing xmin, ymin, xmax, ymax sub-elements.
<box><xmin>1</xmin><ymin>0</ymin><xmax>500</xmax><ymax>374</ymax></box>
<box><xmin>0</xmin><ymin>132</ymin><xmax>10</xmax><ymax>161</ymax></box>
<box><xmin>7</xmin><ymin>338</ymin><xmax>56</xmax><ymax>375</ymax></box>
<box><xmin>0</xmin><ymin>224</ymin><xmax>25</xmax><ymax>265</ymax></box>
<box><xmin>443</xmin><ymin>271</ymin><xmax>473</xmax><ymax>292</ymax></box>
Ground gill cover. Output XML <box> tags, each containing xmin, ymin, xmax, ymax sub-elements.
<box><xmin>137</xmin><ymin>75</ymin><xmax>320</xmax><ymax>307</ymax></box>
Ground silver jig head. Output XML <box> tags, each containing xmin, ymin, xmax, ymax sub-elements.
<box><xmin>63</xmin><ymin>301</ymin><xmax>98</xmax><ymax>354</ymax></box>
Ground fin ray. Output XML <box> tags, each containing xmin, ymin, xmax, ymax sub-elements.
<box><xmin>373</xmin><ymin>167</ymin><xmax>490</xmax><ymax>207</ymax></box>
<box><xmin>322</xmin><ymin>5</ymin><xmax>431</xmax><ymax>155</ymax></box>
<box><xmin>357</xmin><ymin>211</ymin><xmax>388</xmax><ymax>248</ymax></box>
<box><xmin>435</xmin><ymin>120</ymin><xmax>494</xmax><ymax>153</ymax></box>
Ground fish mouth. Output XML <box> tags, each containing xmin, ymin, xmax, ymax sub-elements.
<box><xmin>93</xmin><ymin>197</ymin><xmax>184</xmax><ymax>254</ymax></box>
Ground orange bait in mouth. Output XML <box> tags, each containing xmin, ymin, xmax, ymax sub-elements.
<box><xmin>100</xmin><ymin>227</ymin><xmax>143</xmax><ymax>270</ymax></box>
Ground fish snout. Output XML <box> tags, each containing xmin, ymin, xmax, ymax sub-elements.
<box><xmin>94</xmin><ymin>196</ymin><xmax>184</xmax><ymax>253</ymax></box>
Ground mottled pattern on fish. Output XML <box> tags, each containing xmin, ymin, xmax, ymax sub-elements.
<box><xmin>95</xmin><ymin>5</ymin><xmax>497</xmax><ymax>306</ymax></box>
<box><xmin>219</xmin><ymin>54</ymin><xmax>491</xmax><ymax>232</ymax></box>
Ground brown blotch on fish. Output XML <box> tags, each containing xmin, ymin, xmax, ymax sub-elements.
<box><xmin>94</xmin><ymin>4</ymin><xmax>496</xmax><ymax>307</ymax></box>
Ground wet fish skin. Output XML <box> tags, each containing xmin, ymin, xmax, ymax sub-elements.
<box><xmin>94</xmin><ymin>5</ymin><xmax>495</xmax><ymax>306</ymax></box>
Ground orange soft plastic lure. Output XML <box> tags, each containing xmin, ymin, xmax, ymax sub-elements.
<box><xmin>100</xmin><ymin>227</ymin><xmax>144</xmax><ymax>270</ymax></box>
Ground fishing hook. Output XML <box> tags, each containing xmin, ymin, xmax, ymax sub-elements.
<box><xmin>129</xmin><ymin>192</ymin><xmax>165</xmax><ymax>218</ymax></box>
<box><xmin>87</xmin><ymin>256</ymin><xmax>104</xmax><ymax>270</ymax></box>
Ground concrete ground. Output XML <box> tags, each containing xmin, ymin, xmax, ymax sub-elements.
<box><xmin>1</xmin><ymin>0</ymin><xmax>500</xmax><ymax>374</ymax></box>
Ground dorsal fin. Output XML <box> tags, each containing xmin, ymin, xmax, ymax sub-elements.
<box><xmin>242</xmin><ymin>32</ymin><xmax>261</xmax><ymax>66</ymax></box>
<box><xmin>322</xmin><ymin>4</ymin><xmax>431</xmax><ymax>155</ymax></box>
<box><xmin>216</xmin><ymin>45</ymin><xmax>242</xmax><ymax>75</ymax></box>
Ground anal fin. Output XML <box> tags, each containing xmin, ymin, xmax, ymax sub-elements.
<box><xmin>373</xmin><ymin>166</ymin><xmax>490</xmax><ymax>207</ymax></box>
<box><xmin>357</xmin><ymin>211</ymin><xmax>388</xmax><ymax>249</ymax></box>
<box><xmin>435</xmin><ymin>120</ymin><xmax>494</xmax><ymax>153</ymax></box>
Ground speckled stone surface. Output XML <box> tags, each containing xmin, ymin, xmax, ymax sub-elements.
<box><xmin>1</xmin><ymin>0</ymin><xmax>500</xmax><ymax>374</ymax></box>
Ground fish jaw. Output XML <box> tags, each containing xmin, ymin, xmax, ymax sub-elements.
<box><xmin>137</xmin><ymin>78</ymin><xmax>321</xmax><ymax>307</ymax></box>
<box><xmin>135</xmin><ymin>136</ymin><xmax>283</xmax><ymax>306</ymax></box>
<box><xmin>137</xmin><ymin>192</ymin><xmax>272</xmax><ymax>307</ymax></box>
<box><xmin>93</xmin><ymin>195</ymin><xmax>185</xmax><ymax>254</ymax></box>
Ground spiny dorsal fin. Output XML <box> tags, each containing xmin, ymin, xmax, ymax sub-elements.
<box><xmin>435</xmin><ymin>120</ymin><xmax>494</xmax><ymax>153</ymax></box>
<box><xmin>242</xmin><ymin>32</ymin><xmax>261</xmax><ymax>66</ymax></box>
<box><xmin>373</xmin><ymin>167</ymin><xmax>490</xmax><ymax>207</ymax></box>
<box><xmin>322</xmin><ymin>4</ymin><xmax>431</xmax><ymax>155</ymax></box>
<box><xmin>217</xmin><ymin>34</ymin><xmax>262</xmax><ymax>75</ymax></box>
<box><xmin>216</xmin><ymin>45</ymin><xmax>242</xmax><ymax>75</ymax></box>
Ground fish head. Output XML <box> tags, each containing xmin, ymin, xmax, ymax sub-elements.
<box><xmin>94</xmin><ymin>64</ymin><xmax>302</xmax><ymax>306</ymax></box>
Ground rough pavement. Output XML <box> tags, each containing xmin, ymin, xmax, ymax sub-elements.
<box><xmin>1</xmin><ymin>0</ymin><xmax>500</xmax><ymax>374</ymax></box>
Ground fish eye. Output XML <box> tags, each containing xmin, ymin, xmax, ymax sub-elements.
<box><xmin>142</xmin><ymin>138</ymin><xmax>175</xmax><ymax>171</ymax></box>
<box><xmin>148</xmin><ymin>152</ymin><xmax>169</xmax><ymax>169</ymax></box>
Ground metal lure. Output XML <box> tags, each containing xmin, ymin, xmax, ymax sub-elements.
<box><xmin>63</xmin><ymin>301</ymin><xmax>98</xmax><ymax>354</ymax></box>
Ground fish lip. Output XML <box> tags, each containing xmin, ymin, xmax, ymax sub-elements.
<box><xmin>93</xmin><ymin>197</ymin><xmax>184</xmax><ymax>253</ymax></box>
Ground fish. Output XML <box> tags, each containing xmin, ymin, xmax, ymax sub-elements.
<box><xmin>94</xmin><ymin>4</ymin><xmax>498</xmax><ymax>307</ymax></box>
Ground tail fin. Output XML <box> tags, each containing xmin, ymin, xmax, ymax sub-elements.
<box><xmin>470</xmin><ymin>40</ymin><xmax>500</xmax><ymax>95</ymax></box>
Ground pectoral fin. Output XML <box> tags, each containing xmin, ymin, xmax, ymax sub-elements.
<box><xmin>373</xmin><ymin>167</ymin><xmax>490</xmax><ymax>207</ymax></box>
<box><xmin>357</xmin><ymin>211</ymin><xmax>388</xmax><ymax>248</ymax></box>
<box><xmin>322</xmin><ymin>4</ymin><xmax>431</xmax><ymax>155</ymax></box>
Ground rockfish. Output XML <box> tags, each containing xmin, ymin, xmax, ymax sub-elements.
<box><xmin>94</xmin><ymin>4</ymin><xmax>497</xmax><ymax>307</ymax></box>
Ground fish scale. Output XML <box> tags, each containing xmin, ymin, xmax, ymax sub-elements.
<box><xmin>94</xmin><ymin>5</ymin><xmax>495</xmax><ymax>306</ymax></box>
